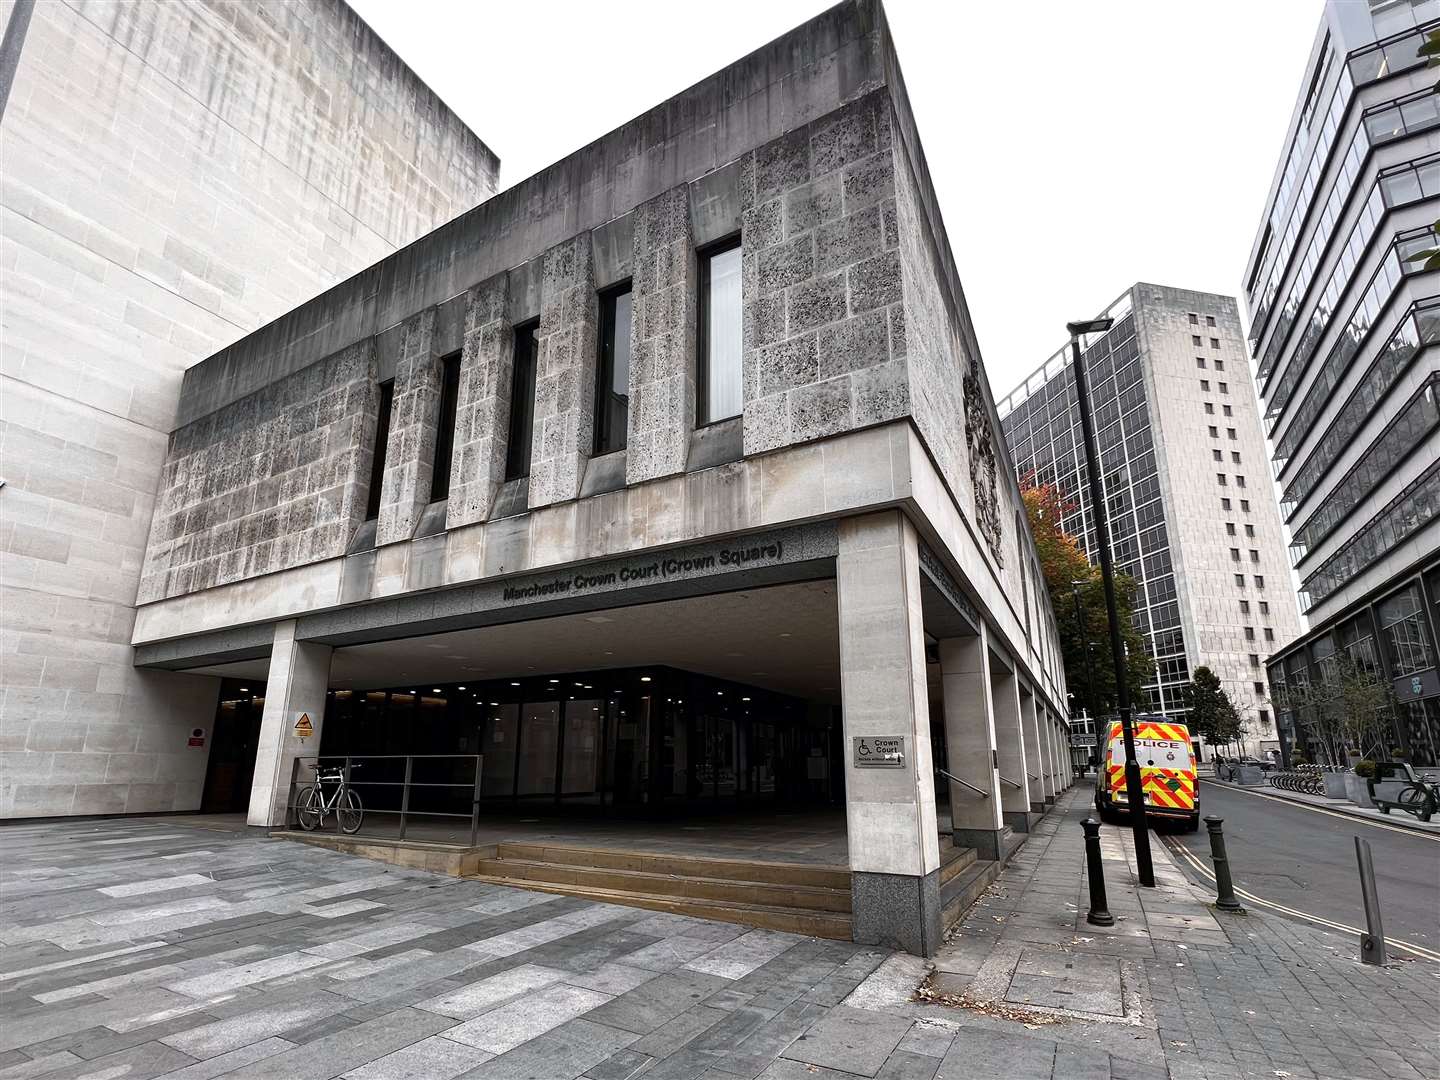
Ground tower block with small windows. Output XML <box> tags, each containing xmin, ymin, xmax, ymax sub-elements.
<box><xmin>999</xmin><ymin>284</ymin><xmax>1305</xmax><ymax>759</ymax></box>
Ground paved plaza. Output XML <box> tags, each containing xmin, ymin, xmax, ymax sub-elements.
<box><xmin>1</xmin><ymin>786</ymin><xmax>1436</xmax><ymax>1080</ymax></box>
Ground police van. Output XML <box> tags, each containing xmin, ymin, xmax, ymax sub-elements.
<box><xmin>1095</xmin><ymin>715</ymin><xmax>1199</xmax><ymax>832</ymax></box>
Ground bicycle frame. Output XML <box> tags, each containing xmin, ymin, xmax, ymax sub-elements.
<box><xmin>309</xmin><ymin>773</ymin><xmax>348</xmax><ymax>819</ymax></box>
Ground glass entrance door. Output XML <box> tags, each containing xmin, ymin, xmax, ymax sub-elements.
<box><xmin>517</xmin><ymin>701</ymin><xmax>559</xmax><ymax>796</ymax></box>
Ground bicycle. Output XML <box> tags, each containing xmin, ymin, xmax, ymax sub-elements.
<box><xmin>1394</xmin><ymin>773</ymin><xmax>1438</xmax><ymax>823</ymax></box>
<box><xmin>296</xmin><ymin>762</ymin><xmax>364</xmax><ymax>834</ymax></box>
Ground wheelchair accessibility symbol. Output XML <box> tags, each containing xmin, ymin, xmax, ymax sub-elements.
<box><xmin>853</xmin><ymin>735</ymin><xmax>906</xmax><ymax>768</ymax></box>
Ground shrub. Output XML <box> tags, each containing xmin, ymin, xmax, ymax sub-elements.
<box><xmin>1354</xmin><ymin>759</ymin><xmax>1377</xmax><ymax>779</ymax></box>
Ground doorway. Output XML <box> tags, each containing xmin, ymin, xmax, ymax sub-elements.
<box><xmin>201</xmin><ymin>681</ymin><xmax>263</xmax><ymax>813</ymax></box>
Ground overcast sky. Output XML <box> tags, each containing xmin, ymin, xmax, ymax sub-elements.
<box><xmin>349</xmin><ymin>0</ymin><xmax>1318</xmax><ymax>397</ymax></box>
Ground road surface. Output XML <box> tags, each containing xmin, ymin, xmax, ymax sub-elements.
<box><xmin>1166</xmin><ymin>779</ymin><xmax>1440</xmax><ymax>956</ymax></box>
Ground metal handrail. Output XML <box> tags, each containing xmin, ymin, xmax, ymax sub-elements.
<box><xmin>1027</xmin><ymin>773</ymin><xmax>1040</xmax><ymax>781</ymax></box>
<box><xmin>286</xmin><ymin>754</ymin><xmax>483</xmax><ymax>845</ymax></box>
<box><xmin>998</xmin><ymin>774</ymin><xmax>1023</xmax><ymax>790</ymax></box>
<box><xmin>937</xmin><ymin>767</ymin><xmax>989</xmax><ymax>798</ymax></box>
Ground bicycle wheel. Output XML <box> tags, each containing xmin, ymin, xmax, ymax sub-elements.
<box><xmin>338</xmin><ymin>788</ymin><xmax>364</xmax><ymax>834</ymax></box>
<box><xmin>296</xmin><ymin>786</ymin><xmax>323</xmax><ymax>831</ymax></box>
<box><xmin>1397</xmin><ymin>785</ymin><xmax>1433</xmax><ymax>822</ymax></box>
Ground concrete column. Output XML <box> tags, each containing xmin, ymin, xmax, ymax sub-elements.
<box><xmin>939</xmin><ymin>627</ymin><xmax>1004</xmax><ymax>862</ymax></box>
<box><xmin>1035</xmin><ymin>706</ymin><xmax>1057</xmax><ymax>802</ymax></box>
<box><xmin>1021</xmin><ymin>690</ymin><xmax>1045</xmax><ymax>814</ymax></box>
<box><xmin>248</xmin><ymin>620</ymin><xmax>332</xmax><ymax>827</ymax></box>
<box><xmin>376</xmin><ymin>309</ymin><xmax>441</xmax><ymax>546</ymax></box>
<box><xmin>1043</xmin><ymin>711</ymin><xmax>1060</xmax><ymax>803</ymax></box>
<box><xmin>837</xmin><ymin>512</ymin><xmax>942</xmax><ymax>957</ymax></box>
<box><xmin>992</xmin><ymin>662</ymin><xmax>1033</xmax><ymax>833</ymax></box>
<box><xmin>1054</xmin><ymin>717</ymin><xmax>1068</xmax><ymax>791</ymax></box>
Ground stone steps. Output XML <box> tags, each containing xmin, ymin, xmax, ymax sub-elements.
<box><xmin>491</xmin><ymin>842</ymin><xmax>850</xmax><ymax>889</ymax></box>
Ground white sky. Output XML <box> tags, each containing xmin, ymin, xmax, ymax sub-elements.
<box><xmin>349</xmin><ymin>0</ymin><xmax>1320</xmax><ymax>397</ymax></box>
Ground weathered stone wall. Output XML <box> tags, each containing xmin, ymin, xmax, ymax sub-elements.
<box><xmin>741</xmin><ymin>91</ymin><xmax>909</xmax><ymax>456</ymax></box>
<box><xmin>446</xmin><ymin>275</ymin><xmax>513</xmax><ymax>528</ymax></box>
<box><xmin>376</xmin><ymin>310</ymin><xmax>440</xmax><ymax>545</ymax></box>
<box><xmin>0</xmin><ymin>0</ymin><xmax>497</xmax><ymax>817</ymax></box>
<box><xmin>529</xmin><ymin>237</ymin><xmax>600</xmax><ymax>509</ymax></box>
<box><xmin>627</xmin><ymin>188</ymin><xmax>698</xmax><ymax>484</ymax></box>
<box><xmin>138</xmin><ymin>343</ymin><xmax>378</xmax><ymax>603</ymax></box>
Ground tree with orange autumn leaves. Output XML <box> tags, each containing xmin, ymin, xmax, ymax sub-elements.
<box><xmin>1021</xmin><ymin>477</ymin><xmax>1155</xmax><ymax>719</ymax></box>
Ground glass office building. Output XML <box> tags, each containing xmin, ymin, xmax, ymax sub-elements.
<box><xmin>1000</xmin><ymin>284</ymin><xmax>1305</xmax><ymax>756</ymax></box>
<box><xmin>1244</xmin><ymin>1</ymin><xmax>1440</xmax><ymax>763</ymax></box>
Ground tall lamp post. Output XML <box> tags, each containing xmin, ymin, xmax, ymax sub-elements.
<box><xmin>1067</xmin><ymin>317</ymin><xmax>1155</xmax><ymax>888</ymax></box>
<box><xmin>1069</xmin><ymin>580</ymin><xmax>1097</xmax><ymax>710</ymax></box>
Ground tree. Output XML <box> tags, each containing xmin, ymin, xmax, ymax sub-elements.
<box><xmin>1185</xmin><ymin>666</ymin><xmax>1245</xmax><ymax>753</ymax></box>
<box><xmin>1021</xmin><ymin>478</ymin><xmax>1155</xmax><ymax>720</ymax></box>
<box><xmin>1275</xmin><ymin>653</ymin><xmax>1396</xmax><ymax>765</ymax></box>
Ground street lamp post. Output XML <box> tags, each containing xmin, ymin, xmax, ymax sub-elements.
<box><xmin>1067</xmin><ymin>317</ymin><xmax>1155</xmax><ymax>888</ymax></box>
<box><xmin>1070</xmin><ymin>580</ymin><xmax>1097</xmax><ymax>710</ymax></box>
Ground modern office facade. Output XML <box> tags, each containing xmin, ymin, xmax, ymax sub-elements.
<box><xmin>0</xmin><ymin>0</ymin><xmax>499</xmax><ymax>819</ymax></box>
<box><xmin>112</xmin><ymin>0</ymin><xmax>1073</xmax><ymax>955</ymax></box>
<box><xmin>1241</xmin><ymin>0</ymin><xmax>1440</xmax><ymax>764</ymax></box>
<box><xmin>999</xmin><ymin>284</ymin><xmax>1304</xmax><ymax>757</ymax></box>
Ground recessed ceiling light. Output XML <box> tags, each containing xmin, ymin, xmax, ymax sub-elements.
<box><xmin>490</xmin><ymin>702</ymin><xmax>498</xmax><ymax>706</ymax></box>
<box><xmin>575</xmin><ymin>682</ymin><xmax>584</xmax><ymax>687</ymax></box>
<box><xmin>742</xmin><ymin>697</ymin><xmax>751</xmax><ymax>702</ymax></box>
<box><xmin>433</xmin><ymin>688</ymin><xmax>442</xmax><ymax>693</ymax></box>
<box><xmin>511</xmin><ymin>681</ymin><xmax>521</xmax><ymax>686</ymax></box>
<box><xmin>779</xmin><ymin>633</ymin><xmax>792</xmax><ymax>638</ymax></box>
<box><xmin>458</xmin><ymin>686</ymin><xmax>466</xmax><ymax>690</ymax></box>
<box><xmin>640</xmin><ymin>676</ymin><xmax>651</xmax><ymax>682</ymax></box>
<box><xmin>239</xmin><ymin>688</ymin><xmax>249</xmax><ymax>692</ymax></box>
<box><xmin>716</xmin><ymin>691</ymin><xmax>723</xmax><ymax>696</ymax></box>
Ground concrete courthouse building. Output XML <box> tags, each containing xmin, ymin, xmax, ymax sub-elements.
<box><xmin>10</xmin><ymin>0</ymin><xmax>1076</xmax><ymax>954</ymax></box>
<box><xmin>0</xmin><ymin>0</ymin><xmax>498</xmax><ymax>817</ymax></box>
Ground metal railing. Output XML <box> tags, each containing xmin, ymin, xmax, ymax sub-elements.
<box><xmin>286</xmin><ymin>754</ymin><xmax>483</xmax><ymax>846</ymax></box>
<box><xmin>998</xmin><ymin>774</ymin><xmax>1023</xmax><ymax>791</ymax></box>
<box><xmin>937</xmin><ymin>767</ymin><xmax>990</xmax><ymax>798</ymax></box>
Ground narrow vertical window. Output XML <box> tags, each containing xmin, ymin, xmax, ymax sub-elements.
<box><xmin>594</xmin><ymin>285</ymin><xmax>633</xmax><ymax>454</ymax></box>
<box><xmin>430</xmin><ymin>353</ymin><xmax>461</xmax><ymax>501</ymax></box>
<box><xmin>698</xmin><ymin>239</ymin><xmax>742</xmax><ymax>424</ymax></box>
<box><xmin>506</xmin><ymin>322</ymin><xmax>539</xmax><ymax>481</ymax></box>
<box><xmin>365</xmin><ymin>380</ymin><xmax>394</xmax><ymax>520</ymax></box>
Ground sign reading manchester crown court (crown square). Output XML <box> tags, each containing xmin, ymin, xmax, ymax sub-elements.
<box><xmin>853</xmin><ymin>736</ymin><xmax>906</xmax><ymax>768</ymax></box>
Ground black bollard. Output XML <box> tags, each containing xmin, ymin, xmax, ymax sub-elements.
<box><xmin>1203</xmin><ymin>815</ymin><xmax>1245</xmax><ymax>913</ymax></box>
<box><xmin>1081</xmin><ymin>818</ymin><xmax>1115</xmax><ymax>926</ymax></box>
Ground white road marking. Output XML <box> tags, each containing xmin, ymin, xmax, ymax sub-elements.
<box><xmin>1198</xmin><ymin>779</ymin><xmax>1440</xmax><ymax>842</ymax></box>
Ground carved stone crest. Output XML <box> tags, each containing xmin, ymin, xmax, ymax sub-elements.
<box><xmin>963</xmin><ymin>364</ymin><xmax>1004</xmax><ymax>567</ymax></box>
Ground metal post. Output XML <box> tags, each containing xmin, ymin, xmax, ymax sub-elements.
<box><xmin>1203</xmin><ymin>815</ymin><xmax>1244</xmax><ymax>913</ymax></box>
<box><xmin>287</xmin><ymin>757</ymin><xmax>301</xmax><ymax>829</ymax></box>
<box><xmin>398</xmin><ymin>756</ymin><xmax>413</xmax><ymax>841</ymax></box>
<box><xmin>1354</xmin><ymin>836</ymin><xmax>1387</xmax><ymax>965</ymax></box>
<box><xmin>1069</xmin><ymin>325</ymin><xmax>1154</xmax><ymax>887</ymax></box>
<box><xmin>340</xmin><ymin>756</ymin><xmax>350</xmax><ymax>834</ymax></box>
<box><xmin>470</xmin><ymin>754</ymin><xmax>483</xmax><ymax>848</ymax></box>
<box><xmin>1081</xmin><ymin>818</ymin><xmax>1114</xmax><ymax>926</ymax></box>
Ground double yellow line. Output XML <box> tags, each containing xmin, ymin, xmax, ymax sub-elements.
<box><xmin>1161</xmin><ymin>836</ymin><xmax>1440</xmax><ymax>964</ymax></box>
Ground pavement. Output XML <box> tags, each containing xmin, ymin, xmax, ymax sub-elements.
<box><xmin>1173</xmin><ymin>779</ymin><xmax>1440</xmax><ymax>954</ymax></box>
<box><xmin>0</xmin><ymin>791</ymin><xmax>1435</xmax><ymax>1080</ymax></box>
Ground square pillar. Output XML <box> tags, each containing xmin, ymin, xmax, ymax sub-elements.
<box><xmin>992</xmin><ymin>663</ymin><xmax>1033</xmax><ymax>833</ymax></box>
<box><xmin>446</xmin><ymin>273</ymin><xmax>512</xmax><ymax>528</ymax></box>
<box><xmin>1038</xmin><ymin>709</ymin><xmax>1058</xmax><ymax>803</ymax></box>
<box><xmin>529</xmin><ymin>234</ymin><xmax>598</xmax><ymax>508</ymax></box>
<box><xmin>1048</xmin><ymin>715</ymin><xmax>1063</xmax><ymax>797</ymax></box>
<box><xmin>248</xmin><ymin>620</ymin><xmax>332</xmax><ymax>827</ymax></box>
<box><xmin>376</xmin><ymin>309</ymin><xmax>441</xmax><ymax>546</ymax></box>
<box><xmin>938</xmin><ymin>627</ymin><xmax>1004</xmax><ymax>862</ymax></box>
<box><xmin>837</xmin><ymin>512</ymin><xmax>942</xmax><ymax>957</ymax></box>
<box><xmin>1022</xmin><ymin>691</ymin><xmax>1046</xmax><ymax>813</ymax></box>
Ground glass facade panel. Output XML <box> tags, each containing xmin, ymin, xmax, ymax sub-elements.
<box><xmin>365</xmin><ymin>381</ymin><xmax>394</xmax><ymax>520</ymax></box>
<box><xmin>517</xmin><ymin>701</ymin><xmax>560</xmax><ymax>795</ymax></box>
<box><xmin>594</xmin><ymin>287</ymin><xmax>632</xmax><ymax>455</ymax></box>
<box><xmin>430</xmin><ymin>353</ymin><xmax>461</xmax><ymax>501</ymax></box>
<box><xmin>506</xmin><ymin>323</ymin><xmax>539</xmax><ymax>480</ymax></box>
<box><xmin>1282</xmin><ymin>299</ymin><xmax>1440</xmax><ymax>514</ymax></box>
<box><xmin>700</xmin><ymin>243</ymin><xmax>743</xmax><ymax>423</ymax></box>
<box><xmin>1379</xmin><ymin>585</ymin><xmax>1436</xmax><ymax>675</ymax></box>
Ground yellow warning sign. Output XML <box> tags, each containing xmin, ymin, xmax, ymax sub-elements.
<box><xmin>293</xmin><ymin>712</ymin><xmax>314</xmax><ymax>739</ymax></box>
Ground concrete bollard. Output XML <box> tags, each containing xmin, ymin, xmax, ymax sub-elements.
<box><xmin>1081</xmin><ymin>818</ymin><xmax>1115</xmax><ymax>926</ymax></box>
<box><xmin>1203</xmin><ymin>815</ymin><xmax>1245</xmax><ymax>913</ymax></box>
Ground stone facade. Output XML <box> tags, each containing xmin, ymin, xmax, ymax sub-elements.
<box><xmin>377</xmin><ymin>310</ymin><xmax>441</xmax><ymax>546</ymax></box>
<box><xmin>627</xmin><ymin>188</ymin><xmax>698</xmax><ymax>485</ymax></box>
<box><xmin>530</xmin><ymin>237</ymin><xmax>600</xmax><ymax>509</ymax></box>
<box><xmin>446</xmin><ymin>275</ymin><xmax>513</xmax><ymax>528</ymax></box>
<box><xmin>139</xmin><ymin>344</ymin><xmax>378</xmax><ymax>602</ymax></box>
<box><xmin>0</xmin><ymin>0</ymin><xmax>497</xmax><ymax>817</ymax></box>
<box><xmin>741</xmin><ymin>92</ymin><xmax>909</xmax><ymax>456</ymax></box>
